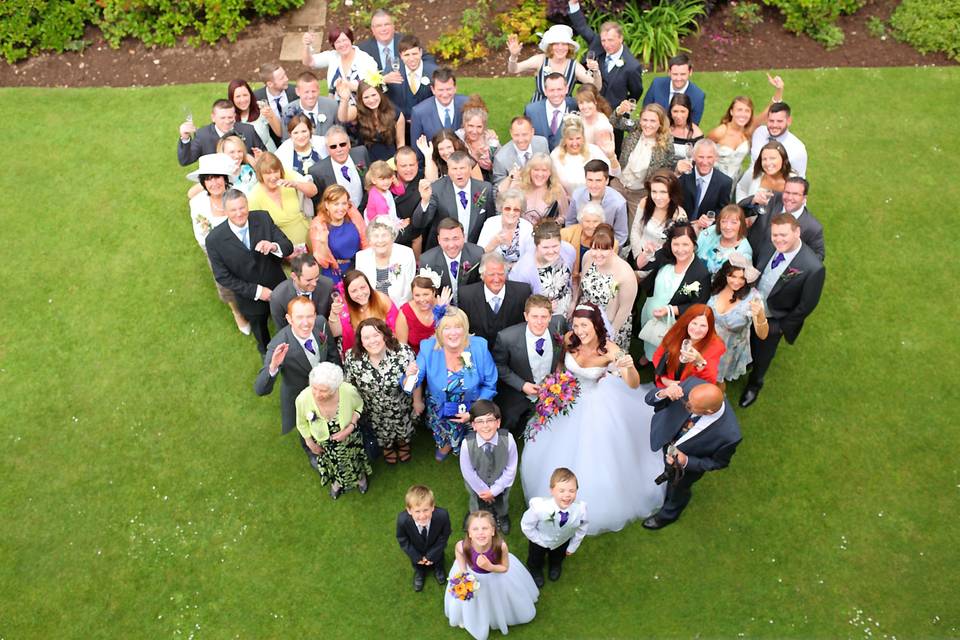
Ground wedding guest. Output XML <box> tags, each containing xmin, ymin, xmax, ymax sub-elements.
<box><xmin>550</xmin><ymin>116</ymin><xmax>613</xmax><ymax>195</ymax></box>
<box><xmin>217</xmin><ymin>135</ymin><xmax>257</xmax><ymax>194</ymax></box>
<box><xmin>524</xmin><ymin>72</ymin><xmax>579</xmax><ymax>150</ymax></box>
<box><xmin>402</xmin><ymin>307</ymin><xmax>497</xmax><ymax>460</ymax></box>
<box><xmin>642</xmin><ymin>54</ymin><xmax>705</xmax><ymax>125</ymax></box>
<box><xmin>294</xmin><ymin>362</ymin><xmax>371</xmax><ymax>499</ymax></box>
<box><xmin>652</xmin><ymin>304</ymin><xmax>725</xmax><ymax>387</ymax></box>
<box><xmin>254</xmin><ymin>63</ymin><xmax>297</xmax><ymax>135</ymax></box>
<box><xmin>477</xmin><ymin>188</ymin><xmax>535</xmax><ymax>271</ymax></box>
<box><xmin>186</xmin><ymin>153</ymin><xmax>249</xmax><ymax>334</ymax></box>
<box><xmin>578</xmin><ymin>224</ymin><xmax>637</xmax><ymax>350</ymax></box>
<box><xmin>460</xmin><ymin>400</ymin><xmax>519</xmax><ymax>534</ymax></box>
<box><xmin>508</xmin><ymin>220</ymin><xmax>578</xmax><ymax>317</ymax></box>
<box><xmin>416</xmin><ymin>218</ymin><xmax>483</xmax><ymax>305</ymax></box>
<box><xmin>561</xmin><ymin>202</ymin><xmax>618</xmax><ymax>285</ymax></box>
<box><xmin>270</xmin><ymin>254</ymin><xmax>335</xmax><ymax>329</ymax></box>
<box><xmin>740</xmin><ymin>213</ymin><xmax>825</xmax><ymax>408</ymax></box>
<box><xmin>637</xmin><ymin>223</ymin><xmax>710</xmax><ymax>363</ymax></box>
<box><xmin>630</xmin><ymin>169</ymin><xmax>688</xmax><ymax>273</ymax></box>
<box><xmin>399</xmin><ymin>271</ymin><xmax>452</xmax><ymax>355</ymax></box>
<box><xmin>275</xmin><ymin>115</ymin><xmax>328</xmax><ymax>176</ymax></box>
<box><xmin>418</xmin><ymin>129</ymin><xmax>482</xmax><ymax>182</ymax></box>
<box><xmin>681</xmin><ymin>139</ymin><xmax>732</xmax><ymax>224</ymax></box>
<box><xmin>747</xmin><ymin>176</ymin><xmax>825</xmax><ymax>262</ymax></box>
<box><xmin>564</xmin><ymin>158</ymin><xmax>628</xmax><ymax>245</ymax></box>
<box><xmin>228</xmin><ymin>78</ymin><xmax>281</xmax><ymax>152</ymax></box>
<box><xmin>416</xmin><ymin>151</ymin><xmax>494</xmax><ymax>249</ymax></box>
<box><xmin>354</xmin><ymin>220</ymin><xmax>417</xmax><ymax>306</ymax></box>
<box><xmin>492</xmin><ymin>116</ymin><xmax>550</xmax><ymax>188</ymax></box>
<box><xmin>362</xmin><ymin>161</ymin><xmax>406</xmax><ymax>231</ymax></box>
<box><xmin>410</xmin><ymin>67</ymin><xmax>468</xmax><ymax>146</ymax></box>
<box><xmin>329</xmin><ymin>269</ymin><xmax>407</xmax><ymax>352</ymax></box>
<box><xmin>492</xmin><ymin>294</ymin><xmax>566</xmax><ymax>433</ymax></box>
<box><xmin>695</xmin><ymin>204</ymin><xmax>753</xmax><ymax>274</ymax></box>
<box><xmin>457</xmin><ymin>252</ymin><xmax>532</xmax><ymax>346</ymax></box>
<box><xmin>302</xmin><ymin>26</ymin><xmax>378</xmax><ymax>99</ymax></box>
<box><xmin>668</xmin><ymin>93</ymin><xmax>703</xmax><ymax>160</ymax></box>
<box><xmin>506</xmin><ymin>25</ymin><xmax>600</xmax><ymax>103</ymax></box>
<box><xmin>248</xmin><ymin>152</ymin><xmax>317</xmax><ymax>252</ymax></box>
<box><xmin>255</xmin><ymin>296</ymin><xmax>339</xmax><ymax>468</ymax></box>
<box><xmin>344</xmin><ymin>318</ymin><xmax>415</xmax><ymax>464</ymax></box>
<box><xmin>389</xmin><ymin>35</ymin><xmax>438</xmax><ymax>122</ymax></box>
<box><xmin>177</xmin><ymin>98</ymin><xmax>266</xmax><ymax>166</ymax></box>
<box><xmin>456</xmin><ymin>95</ymin><xmax>501</xmax><ymax>182</ymax></box>
<box><xmin>281</xmin><ymin>72</ymin><xmax>339</xmax><ymax>137</ymax></box>
<box><xmin>335</xmin><ymin>80</ymin><xmax>406</xmax><ymax>162</ymax></box>
<box><xmin>521</xmin><ymin>467</ymin><xmax>588</xmax><ymax>587</ymax></box>
<box><xmin>750</xmin><ymin>101</ymin><xmax>808</xmax><ymax>177</ymax></box>
<box><xmin>309</xmin><ymin>184</ymin><xmax>368</xmax><ymax>286</ymax></box>
<box><xmin>307</xmin><ymin>125</ymin><xmax>370</xmax><ymax>210</ymax></box>
<box><xmin>393</xmin><ymin>146</ymin><xmax>429</xmax><ymax>254</ymax></box>
<box><xmin>735</xmin><ymin>141</ymin><xmax>793</xmax><ymax>204</ymax></box>
<box><xmin>574</xmin><ymin>84</ymin><xmax>614</xmax><ymax>148</ymax></box>
<box><xmin>509</xmin><ymin>152</ymin><xmax>569</xmax><ymax>225</ymax></box>
<box><xmin>707</xmin><ymin>255</ymin><xmax>768</xmax><ymax>387</ymax></box>
<box><xmin>396</xmin><ymin>484</ymin><xmax>451</xmax><ymax>592</ymax></box>
<box><xmin>613</xmin><ymin>102</ymin><xmax>683</xmax><ymax>220</ymax></box>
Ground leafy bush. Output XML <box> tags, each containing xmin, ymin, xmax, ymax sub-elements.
<box><xmin>724</xmin><ymin>1</ymin><xmax>764</xmax><ymax>34</ymax></box>
<box><xmin>431</xmin><ymin>26</ymin><xmax>489</xmax><ymax>66</ymax></box>
<box><xmin>890</xmin><ymin>0</ymin><xmax>960</xmax><ymax>61</ymax></box>
<box><xmin>0</xmin><ymin>0</ymin><xmax>97</xmax><ymax>63</ymax></box>
<box><xmin>585</xmin><ymin>0</ymin><xmax>705</xmax><ymax>71</ymax></box>
<box><xmin>432</xmin><ymin>0</ymin><xmax>548</xmax><ymax>66</ymax></box>
<box><xmin>761</xmin><ymin>0</ymin><xmax>863</xmax><ymax>49</ymax></box>
<box><xmin>866</xmin><ymin>16</ymin><xmax>887</xmax><ymax>39</ymax></box>
<box><xmin>494</xmin><ymin>0</ymin><xmax>549</xmax><ymax>48</ymax></box>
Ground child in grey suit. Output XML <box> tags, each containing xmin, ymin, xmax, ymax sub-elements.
<box><xmin>459</xmin><ymin>400</ymin><xmax>519</xmax><ymax>534</ymax></box>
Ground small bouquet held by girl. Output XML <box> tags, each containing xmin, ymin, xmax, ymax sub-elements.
<box><xmin>523</xmin><ymin>371</ymin><xmax>582</xmax><ymax>442</ymax></box>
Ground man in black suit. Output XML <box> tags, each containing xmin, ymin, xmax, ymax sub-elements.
<box><xmin>270</xmin><ymin>254</ymin><xmax>335</xmax><ymax>329</ymax></box>
<box><xmin>683</xmin><ymin>139</ymin><xmax>733</xmax><ymax>225</ymax></box>
<box><xmin>492</xmin><ymin>295</ymin><xmax>567</xmax><ymax>433</ymax></box>
<box><xmin>396</xmin><ymin>484</ymin><xmax>452</xmax><ymax>592</ymax></box>
<box><xmin>281</xmin><ymin>72</ymin><xmax>339</xmax><ymax>138</ymax></box>
<box><xmin>394</xmin><ymin>146</ymin><xmax>428</xmax><ymax>256</ymax></box>
<box><xmin>308</xmin><ymin>125</ymin><xmax>370</xmax><ymax>210</ymax></box>
<box><xmin>254</xmin><ymin>296</ymin><xmax>340</xmax><ymax>468</ymax></box>
<box><xmin>415</xmin><ymin>151</ymin><xmax>494</xmax><ymax>250</ymax></box>
<box><xmin>253</xmin><ymin>63</ymin><xmax>297</xmax><ymax>147</ymax></box>
<box><xmin>205</xmin><ymin>190</ymin><xmax>293</xmax><ymax>354</ymax></box>
<box><xmin>389</xmin><ymin>35</ymin><xmax>439</xmax><ymax>126</ymax></box>
<box><xmin>643</xmin><ymin>379</ymin><xmax>742</xmax><ymax>529</ymax></box>
<box><xmin>747</xmin><ymin>177</ymin><xmax>825</xmax><ymax>262</ymax></box>
<box><xmin>177</xmin><ymin>99</ymin><xmax>265</xmax><ymax>166</ymax></box>
<box><xmin>417</xmin><ymin>218</ymin><xmax>483</xmax><ymax>305</ymax></box>
<box><xmin>523</xmin><ymin>73</ymin><xmax>578</xmax><ymax>151</ymax></box>
<box><xmin>457</xmin><ymin>253</ymin><xmax>532</xmax><ymax>345</ymax></box>
<box><xmin>740</xmin><ymin>213</ymin><xmax>825</xmax><ymax>408</ymax></box>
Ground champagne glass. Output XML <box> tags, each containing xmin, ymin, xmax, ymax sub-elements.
<box><xmin>181</xmin><ymin>105</ymin><xmax>193</xmax><ymax>124</ymax></box>
<box><xmin>679</xmin><ymin>339</ymin><xmax>693</xmax><ymax>363</ymax></box>
<box><xmin>585</xmin><ymin>50</ymin><xmax>597</xmax><ymax>74</ymax></box>
<box><xmin>391</xmin><ymin>58</ymin><xmax>400</xmax><ymax>73</ymax></box>
<box><xmin>705</xmin><ymin>210</ymin><xmax>717</xmax><ymax>223</ymax></box>
<box><xmin>623</xmin><ymin>99</ymin><xmax>637</xmax><ymax>128</ymax></box>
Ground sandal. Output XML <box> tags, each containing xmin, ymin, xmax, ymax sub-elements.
<box><xmin>434</xmin><ymin>448</ymin><xmax>449</xmax><ymax>462</ymax></box>
<box><xmin>329</xmin><ymin>482</ymin><xmax>343</xmax><ymax>500</ymax></box>
<box><xmin>383</xmin><ymin>448</ymin><xmax>398</xmax><ymax>464</ymax></box>
<box><xmin>397</xmin><ymin>443</ymin><xmax>412</xmax><ymax>463</ymax></box>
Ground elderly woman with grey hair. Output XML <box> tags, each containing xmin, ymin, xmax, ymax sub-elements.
<box><xmin>476</xmin><ymin>188</ymin><xmax>535</xmax><ymax>271</ymax></box>
<box><xmin>561</xmin><ymin>201</ymin><xmax>618</xmax><ymax>285</ymax></box>
<box><xmin>353</xmin><ymin>220</ymin><xmax>417</xmax><ymax>306</ymax></box>
<box><xmin>294</xmin><ymin>362</ymin><xmax>371</xmax><ymax>499</ymax></box>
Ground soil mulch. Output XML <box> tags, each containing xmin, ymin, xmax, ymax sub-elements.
<box><xmin>0</xmin><ymin>0</ymin><xmax>952</xmax><ymax>88</ymax></box>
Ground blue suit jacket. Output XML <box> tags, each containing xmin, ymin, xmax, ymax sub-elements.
<box><xmin>390</xmin><ymin>60</ymin><xmax>439</xmax><ymax>119</ymax></box>
<box><xmin>412</xmin><ymin>336</ymin><xmax>498</xmax><ymax>407</ymax></box>
<box><xmin>524</xmin><ymin>98</ymin><xmax>578</xmax><ymax>151</ymax></box>
<box><xmin>410</xmin><ymin>95</ymin><xmax>469</xmax><ymax>146</ymax></box>
<box><xmin>642</xmin><ymin>77</ymin><xmax>706</xmax><ymax>125</ymax></box>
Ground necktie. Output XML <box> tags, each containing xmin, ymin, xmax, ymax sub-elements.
<box><xmin>443</xmin><ymin>108</ymin><xmax>452</xmax><ymax>129</ymax></box>
<box><xmin>409</xmin><ymin>71</ymin><xmax>418</xmax><ymax>94</ymax></box>
<box><xmin>297</xmin><ymin>290</ymin><xmax>312</xmax><ymax>299</ymax></box>
<box><xmin>559</xmin><ymin>510</ymin><xmax>569</xmax><ymax>527</ymax></box>
<box><xmin>383</xmin><ymin>47</ymin><xmax>393</xmax><ymax>70</ymax></box>
<box><xmin>307</xmin><ymin>112</ymin><xmax>316</xmax><ymax>127</ymax></box>
<box><xmin>304</xmin><ymin>338</ymin><xmax>316</xmax><ymax>355</ymax></box>
<box><xmin>340</xmin><ymin>165</ymin><xmax>352</xmax><ymax>182</ymax></box>
<box><xmin>482</xmin><ymin>442</ymin><xmax>494</xmax><ymax>456</ymax></box>
<box><xmin>535</xmin><ymin>337</ymin><xmax>545</xmax><ymax>356</ymax></box>
<box><xmin>419</xmin><ymin>525</ymin><xmax>428</xmax><ymax>542</ymax></box>
<box><xmin>550</xmin><ymin>109</ymin><xmax>560</xmax><ymax>135</ymax></box>
<box><xmin>695</xmin><ymin>177</ymin><xmax>704</xmax><ymax>208</ymax></box>
<box><xmin>490</xmin><ymin>296</ymin><xmax>501</xmax><ymax>313</ymax></box>
<box><xmin>450</xmin><ymin>260</ymin><xmax>459</xmax><ymax>279</ymax></box>
<box><xmin>522</xmin><ymin>150</ymin><xmax>531</xmax><ymax>165</ymax></box>
<box><xmin>459</xmin><ymin>190</ymin><xmax>468</xmax><ymax>209</ymax></box>
<box><xmin>771</xmin><ymin>252</ymin><xmax>785</xmax><ymax>269</ymax></box>
<box><xmin>274</xmin><ymin>97</ymin><xmax>283</xmax><ymax>116</ymax></box>
<box><xmin>239</xmin><ymin>227</ymin><xmax>250</xmax><ymax>250</ymax></box>
<box><xmin>606</xmin><ymin>56</ymin><xmax>616</xmax><ymax>72</ymax></box>
<box><xmin>681</xmin><ymin>414</ymin><xmax>702</xmax><ymax>434</ymax></box>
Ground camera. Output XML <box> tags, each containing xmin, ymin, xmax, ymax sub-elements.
<box><xmin>654</xmin><ymin>445</ymin><xmax>685</xmax><ymax>486</ymax></box>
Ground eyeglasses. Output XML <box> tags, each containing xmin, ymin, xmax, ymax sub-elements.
<box><xmin>327</xmin><ymin>141</ymin><xmax>349</xmax><ymax>149</ymax></box>
<box><xmin>473</xmin><ymin>417</ymin><xmax>498</xmax><ymax>425</ymax></box>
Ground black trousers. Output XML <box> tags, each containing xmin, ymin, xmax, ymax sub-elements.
<box><xmin>747</xmin><ymin>319</ymin><xmax>784</xmax><ymax>389</ymax></box>
<box><xmin>413</xmin><ymin>557</ymin><xmax>446</xmax><ymax>576</ymax></box>
<box><xmin>658</xmin><ymin>466</ymin><xmax>705</xmax><ymax>522</ymax></box>
<box><xmin>526</xmin><ymin>539</ymin><xmax>570</xmax><ymax>574</ymax></box>
<box><xmin>249</xmin><ymin>311</ymin><xmax>271</xmax><ymax>355</ymax></box>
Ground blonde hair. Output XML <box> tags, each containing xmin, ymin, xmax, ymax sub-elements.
<box><xmin>363</xmin><ymin>160</ymin><xmax>395</xmax><ymax>190</ymax></box>
<box><xmin>641</xmin><ymin>103</ymin><xmax>672</xmax><ymax>151</ymax></box>
<box><xmin>405</xmin><ymin>484</ymin><xmax>436</xmax><ymax>508</ymax></box>
<box><xmin>550</xmin><ymin>467</ymin><xmax>579</xmax><ymax>489</ymax></box>
<box><xmin>216</xmin><ymin>134</ymin><xmax>246</xmax><ymax>155</ymax></box>
<box><xmin>558</xmin><ymin>117</ymin><xmax>589</xmax><ymax>160</ymax></box>
<box><xmin>254</xmin><ymin>151</ymin><xmax>284</xmax><ymax>183</ymax></box>
<box><xmin>434</xmin><ymin>307</ymin><xmax>471</xmax><ymax>350</ymax></box>
<box><xmin>519</xmin><ymin>152</ymin><xmax>565</xmax><ymax>206</ymax></box>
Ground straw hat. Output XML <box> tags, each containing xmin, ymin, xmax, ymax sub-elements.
<box><xmin>186</xmin><ymin>153</ymin><xmax>237</xmax><ymax>182</ymax></box>
<box><xmin>539</xmin><ymin>25</ymin><xmax>580</xmax><ymax>54</ymax></box>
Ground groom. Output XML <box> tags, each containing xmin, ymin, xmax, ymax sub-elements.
<box><xmin>491</xmin><ymin>295</ymin><xmax>567</xmax><ymax>434</ymax></box>
<box><xmin>642</xmin><ymin>379</ymin><xmax>742</xmax><ymax>529</ymax></box>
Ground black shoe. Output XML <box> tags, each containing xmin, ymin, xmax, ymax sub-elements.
<box><xmin>529</xmin><ymin>567</ymin><xmax>545</xmax><ymax>588</ymax></box>
<box><xmin>497</xmin><ymin>516</ymin><xmax>511</xmax><ymax>535</ymax></box>
<box><xmin>642</xmin><ymin>515</ymin><xmax>674</xmax><ymax>530</ymax></box>
<box><xmin>739</xmin><ymin>386</ymin><xmax>760</xmax><ymax>408</ymax></box>
<box><xmin>434</xmin><ymin>565</ymin><xmax>446</xmax><ymax>585</ymax></box>
<box><xmin>413</xmin><ymin>571</ymin><xmax>425</xmax><ymax>592</ymax></box>
<box><xmin>548</xmin><ymin>564</ymin><xmax>562</xmax><ymax>581</ymax></box>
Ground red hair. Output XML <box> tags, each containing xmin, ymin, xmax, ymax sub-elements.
<box><xmin>659</xmin><ymin>304</ymin><xmax>719</xmax><ymax>374</ymax></box>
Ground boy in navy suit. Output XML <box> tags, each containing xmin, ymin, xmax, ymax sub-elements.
<box><xmin>396</xmin><ymin>485</ymin><xmax>452</xmax><ymax>592</ymax></box>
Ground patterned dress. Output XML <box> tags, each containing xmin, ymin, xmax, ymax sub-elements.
<box><xmin>579</xmin><ymin>264</ymin><xmax>632</xmax><ymax>351</ymax></box>
<box><xmin>708</xmin><ymin>288</ymin><xmax>762</xmax><ymax>382</ymax></box>
<box><xmin>538</xmin><ymin>263</ymin><xmax>573</xmax><ymax>318</ymax></box>
<box><xmin>344</xmin><ymin>345</ymin><xmax>415</xmax><ymax>448</ymax></box>
<box><xmin>295</xmin><ymin>384</ymin><xmax>371</xmax><ymax>489</ymax></box>
<box><xmin>426</xmin><ymin>369</ymin><xmax>467</xmax><ymax>454</ymax></box>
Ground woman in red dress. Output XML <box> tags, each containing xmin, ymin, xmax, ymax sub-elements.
<box><xmin>652</xmin><ymin>303</ymin><xmax>726</xmax><ymax>388</ymax></box>
<box><xmin>398</xmin><ymin>271</ymin><xmax>452</xmax><ymax>356</ymax></box>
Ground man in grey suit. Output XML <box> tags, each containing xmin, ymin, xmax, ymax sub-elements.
<box><xmin>492</xmin><ymin>295</ymin><xmax>567</xmax><ymax>433</ymax></box>
<box><xmin>254</xmin><ymin>296</ymin><xmax>340</xmax><ymax>468</ymax></box>
<box><xmin>747</xmin><ymin>176</ymin><xmax>825</xmax><ymax>262</ymax></box>
<box><xmin>307</xmin><ymin>125</ymin><xmax>370</xmax><ymax>210</ymax></box>
<box><xmin>281</xmin><ymin>72</ymin><xmax>339</xmax><ymax>138</ymax></box>
<box><xmin>270</xmin><ymin>254</ymin><xmax>335</xmax><ymax>329</ymax></box>
<box><xmin>417</xmin><ymin>218</ymin><xmax>483</xmax><ymax>305</ymax></box>
<box><xmin>177</xmin><ymin>99</ymin><xmax>265</xmax><ymax>166</ymax></box>
<box><xmin>492</xmin><ymin>116</ymin><xmax>549</xmax><ymax>187</ymax></box>
<box><xmin>415</xmin><ymin>151</ymin><xmax>494</xmax><ymax>250</ymax></box>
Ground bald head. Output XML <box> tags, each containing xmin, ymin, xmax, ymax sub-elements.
<box><xmin>688</xmin><ymin>384</ymin><xmax>724</xmax><ymax>415</ymax></box>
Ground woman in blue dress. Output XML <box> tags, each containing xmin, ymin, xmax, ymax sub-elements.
<box><xmin>706</xmin><ymin>253</ymin><xmax>769</xmax><ymax>386</ymax></box>
<box><xmin>309</xmin><ymin>184</ymin><xmax>367</xmax><ymax>287</ymax></box>
<box><xmin>696</xmin><ymin>204</ymin><xmax>753</xmax><ymax>274</ymax></box>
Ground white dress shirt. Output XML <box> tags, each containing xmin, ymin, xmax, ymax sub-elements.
<box><xmin>484</xmin><ymin>285</ymin><xmax>503</xmax><ymax>313</ymax></box>
<box><xmin>520</xmin><ymin>496</ymin><xmax>589</xmax><ymax>553</ymax></box>
<box><xmin>435</xmin><ymin>99</ymin><xmax>456</xmax><ymax>129</ymax></box>
<box><xmin>444</xmin><ymin>251</ymin><xmax>463</xmax><ymax>300</ymax></box>
<box><xmin>694</xmin><ymin>168</ymin><xmax>714</xmax><ymax>209</ymax></box>
<box><xmin>525</xmin><ymin>327</ymin><xmax>552</xmax><ymax>398</ymax></box>
<box><xmin>331</xmin><ymin>157</ymin><xmax>363</xmax><ymax>207</ymax></box>
<box><xmin>676</xmin><ymin>401</ymin><xmax>726</xmax><ymax>447</ymax></box>
<box><xmin>453</xmin><ymin>182</ymin><xmax>472</xmax><ymax>233</ymax></box>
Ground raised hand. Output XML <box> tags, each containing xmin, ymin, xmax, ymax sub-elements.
<box><xmin>766</xmin><ymin>72</ymin><xmax>784</xmax><ymax>91</ymax></box>
<box><xmin>270</xmin><ymin>343</ymin><xmax>290</xmax><ymax>370</ymax></box>
<box><xmin>302</xmin><ymin>32</ymin><xmax>315</xmax><ymax>47</ymax></box>
<box><xmin>507</xmin><ymin>34</ymin><xmax>522</xmax><ymax>58</ymax></box>
<box><xmin>415</xmin><ymin>135</ymin><xmax>433</xmax><ymax>156</ymax></box>
<box><xmin>418</xmin><ymin>179</ymin><xmax>433</xmax><ymax>203</ymax></box>
<box><xmin>179</xmin><ymin>121</ymin><xmax>197</xmax><ymax>138</ymax></box>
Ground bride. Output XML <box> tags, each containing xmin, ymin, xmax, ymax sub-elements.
<box><xmin>520</xmin><ymin>303</ymin><xmax>665</xmax><ymax>534</ymax></box>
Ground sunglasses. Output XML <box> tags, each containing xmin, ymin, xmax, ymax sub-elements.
<box><xmin>328</xmin><ymin>141</ymin><xmax>349</xmax><ymax>149</ymax></box>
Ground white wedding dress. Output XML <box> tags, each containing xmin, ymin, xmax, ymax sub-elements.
<box><xmin>520</xmin><ymin>354</ymin><xmax>666</xmax><ymax>535</ymax></box>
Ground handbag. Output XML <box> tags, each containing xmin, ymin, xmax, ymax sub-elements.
<box><xmin>357</xmin><ymin>416</ymin><xmax>381</xmax><ymax>461</ymax></box>
<box><xmin>637</xmin><ymin>306</ymin><xmax>675</xmax><ymax>345</ymax></box>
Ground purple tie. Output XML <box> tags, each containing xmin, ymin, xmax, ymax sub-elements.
<box><xmin>771</xmin><ymin>252</ymin><xmax>785</xmax><ymax>269</ymax></box>
<box><xmin>550</xmin><ymin>109</ymin><xmax>560</xmax><ymax>135</ymax></box>
<box><xmin>559</xmin><ymin>510</ymin><xmax>569</xmax><ymax>527</ymax></box>
<box><xmin>304</xmin><ymin>338</ymin><xmax>316</xmax><ymax>355</ymax></box>
<box><xmin>340</xmin><ymin>165</ymin><xmax>351</xmax><ymax>182</ymax></box>
<box><xmin>459</xmin><ymin>190</ymin><xmax>468</xmax><ymax>209</ymax></box>
<box><xmin>535</xmin><ymin>338</ymin><xmax>545</xmax><ymax>356</ymax></box>
<box><xmin>450</xmin><ymin>260</ymin><xmax>459</xmax><ymax>278</ymax></box>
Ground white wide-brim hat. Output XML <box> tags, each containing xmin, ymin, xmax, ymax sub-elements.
<box><xmin>539</xmin><ymin>25</ymin><xmax>580</xmax><ymax>54</ymax></box>
<box><xmin>186</xmin><ymin>153</ymin><xmax>237</xmax><ymax>182</ymax></box>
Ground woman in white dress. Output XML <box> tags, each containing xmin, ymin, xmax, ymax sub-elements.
<box><xmin>354</xmin><ymin>220</ymin><xmax>417</xmax><ymax>307</ymax></box>
<box><xmin>275</xmin><ymin>114</ymin><xmax>328</xmax><ymax>176</ymax></box>
<box><xmin>302</xmin><ymin>26</ymin><xmax>378</xmax><ymax>100</ymax></box>
<box><xmin>477</xmin><ymin>188</ymin><xmax>534</xmax><ymax>271</ymax></box>
<box><xmin>227</xmin><ymin>79</ymin><xmax>281</xmax><ymax>152</ymax></box>
<box><xmin>520</xmin><ymin>303</ymin><xmax>665</xmax><ymax>535</ymax></box>
<box><xmin>574</xmin><ymin>84</ymin><xmax>614</xmax><ymax>148</ymax></box>
<box><xmin>550</xmin><ymin>115</ymin><xmax>617</xmax><ymax>196</ymax></box>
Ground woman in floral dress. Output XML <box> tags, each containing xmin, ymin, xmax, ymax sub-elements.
<box><xmin>577</xmin><ymin>223</ymin><xmax>638</xmax><ymax>351</ymax></box>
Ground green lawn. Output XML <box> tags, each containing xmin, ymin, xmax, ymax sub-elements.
<box><xmin>1</xmin><ymin>67</ymin><xmax>959</xmax><ymax>638</ymax></box>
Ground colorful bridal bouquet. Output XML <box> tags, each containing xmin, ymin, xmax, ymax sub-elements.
<box><xmin>523</xmin><ymin>371</ymin><xmax>582</xmax><ymax>442</ymax></box>
<box><xmin>448</xmin><ymin>571</ymin><xmax>479</xmax><ymax>601</ymax></box>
